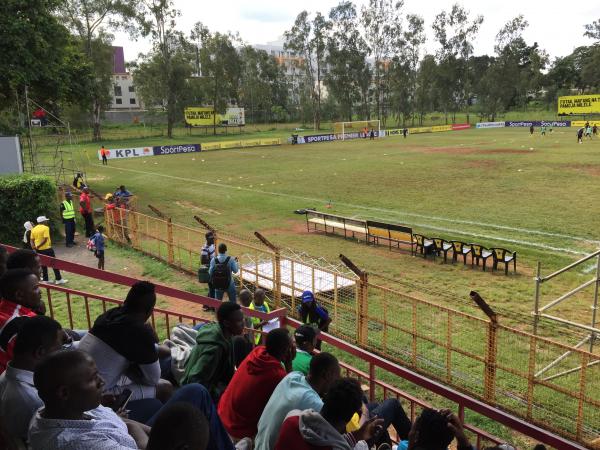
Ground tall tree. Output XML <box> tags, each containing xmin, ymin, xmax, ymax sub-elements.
<box><xmin>361</xmin><ymin>0</ymin><xmax>404</xmax><ymax>123</ymax></box>
<box><xmin>285</xmin><ymin>11</ymin><xmax>330</xmax><ymax>130</ymax></box>
<box><xmin>136</xmin><ymin>0</ymin><xmax>193</xmax><ymax>138</ymax></box>
<box><xmin>414</xmin><ymin>55</ymin><xmax>438</xmax><ymax>125</ymax></box>
<box><xmin>0</xmin><ymin>0</ymin><xmax>94</xmax><ymax>132</ymax></box>
<box><xmin>59</xmin><ymin>0</ymin><xmax>143</xmax><ymax>140</ymax></box>
<box><xmin>191</xmin><ymin>24</ymin><xmax>241</xmax><ymax>135</ymax></box>
<box><xmin>584</xmin><ymin>18</ymin><xmax>600</xmax><ymax>41</ymax></box>
<box><xmin>432</xmin><ymin>3</ymin><xmax>483</xmax><ymax>123</ymax></box>
<box><xmin>326</xmin><ymin>1</ymin><xmax>370</xmax><ymax>121</ymax></box>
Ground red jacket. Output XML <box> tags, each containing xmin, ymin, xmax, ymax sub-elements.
<box><xmin>218</xmin><ymin>346</ymin><xmax>287</xmax><ymax>439</ymax></box>
<box><xmin>274</xmin><ymin>416</ymin><xmax>331</xmax><ymax>450</ymax></box>
<box><xmin>0</xmin><ymin>300</ymin><xmax>37</xmax><ymax>374</ymax></box>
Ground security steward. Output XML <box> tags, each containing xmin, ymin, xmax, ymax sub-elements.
<box><xmin>60</xmin><ymin>192</ymin><xmax>77</xmax><ymax>247</ymax></box>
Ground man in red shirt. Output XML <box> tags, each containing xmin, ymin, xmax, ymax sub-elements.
<box><xmin>80</xmin><ymin>187</ymin><xmax>95</xmax><ymax>238</ymax></box>
<box><xmin>274</xmin><ymin>378</ymin><xmax>383</xmax><ymax>450</ymax></box>
<box><xmin>218</xmin><ymin>328</ymin><xmax>295</xmax><ymax>440</ymax></box>
<box><xmin>0</xmin><ymin>269</ymin><xmax>44</xmax><ymax>374</ymax></box>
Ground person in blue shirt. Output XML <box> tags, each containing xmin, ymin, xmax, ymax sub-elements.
<box><xmin>297</xmin><ymin>290</ymin><xmax>331</xmax><ymax>350</ymax></box>
<box><xmin>92</xmin><ymin>225</ymin><xmax>105</xmax><ymax>270</ymax></box>
<box><xmin>208</xmin><ymin>243</ymin><xmax>239</xmax><ymax>303</ymax></box>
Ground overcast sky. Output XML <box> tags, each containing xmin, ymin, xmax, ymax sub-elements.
<box><xmin>113</xmin><ymin>0</ymin><xmax>599</xmax><ymax>62</ymax></box>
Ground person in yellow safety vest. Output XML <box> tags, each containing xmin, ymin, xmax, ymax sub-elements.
<box><xmin>60</xmin><ymin>192</ymin><xmax>77</xmax><ymax>247</ymax></box>
<box><xmin>249</xmin><ymin>289</ymin><xmax>270</xmax><ymax>345</ymax></box>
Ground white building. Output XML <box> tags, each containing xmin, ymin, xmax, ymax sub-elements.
<box><xmin>108</xmin><ymin>47</ymin><xmax>143</xmax><ymax>111</ymax></box>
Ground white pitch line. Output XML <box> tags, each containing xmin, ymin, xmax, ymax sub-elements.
<box><xmin>96</xmin><ymin>163</ymin><xmax>593</xmax><ymax>256</ymax></box>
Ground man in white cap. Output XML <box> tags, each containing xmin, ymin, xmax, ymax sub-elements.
<box><xmin>30</xmin><ymin>216</ymin><xmax>66</xmax><ymax>284</ymax></box>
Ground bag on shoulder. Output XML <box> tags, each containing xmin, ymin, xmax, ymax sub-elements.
<box><xmin>211</xmin><ymin>256</ymin><xmax>231</xmax><ymax>290</ymax></box>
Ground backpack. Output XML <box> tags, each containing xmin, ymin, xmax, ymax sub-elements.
<box><xmin>200</xmin><ymin>244</ymin><xmax>214</xmax><ymax>265</ymax></box>
<box><xmin>211</xmin><ymin>256</ymin><xmax>231</xmax><ymax>290</ymax></box>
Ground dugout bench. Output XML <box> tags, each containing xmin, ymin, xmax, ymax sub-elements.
<box><xmin>305</xmin><ymin>210</ymin><xmax>368</xmax><ymax>240</ymax></box>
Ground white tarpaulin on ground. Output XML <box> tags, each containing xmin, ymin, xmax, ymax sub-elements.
<box><xmin>239</xmin><ymin>258</ymin><xmax>355</xmax><ymax>297</ymax></box>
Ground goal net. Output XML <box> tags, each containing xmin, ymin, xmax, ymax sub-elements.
<box><xmin>333</xmin><ymin>120</ymin><xmax>381</xmax><ymax>140</ymax></box>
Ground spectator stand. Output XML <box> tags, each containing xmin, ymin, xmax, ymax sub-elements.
<box><xmin>97</xmin><ymin>209</ymin><xmax>600</xmax><ymax>443</ymax></box>
<box><xmin>1</xmin><ymin>244</ymin><xmax>591</xmax><ymax>450</ymax></box>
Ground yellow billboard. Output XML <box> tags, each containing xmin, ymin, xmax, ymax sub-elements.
<box><xmin>184</xmin><ymin>107</ymin><xmax>245</xmax><ymax>127</ymax></box>
<box><xmin>558</xmin><ymin>95</ymin><xmax>600</xmax><ymax>115</ymax></box>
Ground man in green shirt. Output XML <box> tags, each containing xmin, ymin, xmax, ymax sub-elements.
<box><xmin>292</xmin><ymin>324</ymin><xmax>318</xmax><ymax>375</ymax></box>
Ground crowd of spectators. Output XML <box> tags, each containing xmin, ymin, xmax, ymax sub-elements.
<box><xmin>0</xmin><ymin>243</ymin><xmax>545</xmax><ymax>450</ymax></box>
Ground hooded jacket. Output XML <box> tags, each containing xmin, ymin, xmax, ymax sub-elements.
<box><xmin>218</xmin><ymin>346</ymin><xmax>287</xmax><ymax>439</ymax></box>
<box><xmin>274</xmin><ymin>410</ymin><xmax>367</xmax><ymax>450</ymax></box>
<box><xmin>181</xmin><ymin>322</ymin><xmax>234</xmax><ymax>401</ymax></box>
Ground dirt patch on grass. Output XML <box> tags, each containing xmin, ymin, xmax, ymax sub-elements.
<box><xmin>563</xmin><ymin>163</ymin><xmax>600</xmax><ymax>177</ymax></box>
<box><xmin>261</xmin><ymin>219</ymin><xmax>310</xmax><ymax>236</ymax></box>
<box><xmin>175</xmin><ymin>201</ymin><xmax>221</xmax><ymax>215</ymax></box>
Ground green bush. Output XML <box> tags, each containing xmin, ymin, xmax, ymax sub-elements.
<box><xmin>0</xmin><ymin>174</ymin><xmax>57</xmax><ymax>245</ymax></box>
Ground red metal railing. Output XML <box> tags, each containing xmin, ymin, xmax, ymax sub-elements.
<box><xmin>3</xmin><ymin>245</ymin><xmax>588</xmax><ymax>450</ymax></box>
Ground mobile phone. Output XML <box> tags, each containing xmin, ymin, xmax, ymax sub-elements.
<box><xmin>112</xmin><ymin>388</ymin><xmax>133</xmax><ymax>412</ymax></box>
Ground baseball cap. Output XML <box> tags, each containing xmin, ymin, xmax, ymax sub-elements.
<box><xmin>294</xmin><ymin>324</ymin><xmax>318</xmax><ymax>344</ymax></box>
<box><xmin>36</xmin><ymin>216</ymin><xmax>49</xmax><ymax>223</ymax></box>
<box><xmin>104</xmin><ymin>193</ymin><xmax>113</xmax><ymax>200</ymax></box>
<box><xmin>301</xmin><ymin>290</ymin><xmax>315</xmax><ymax>303</ymax></box>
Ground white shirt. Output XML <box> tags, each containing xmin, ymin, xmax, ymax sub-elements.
<box><xmin>28</xmin><ymin>405</ymin><xmax>138</xmax><ymax>450</ymax></box>
<box><xmin>0</xmin><ymin>364</ymin><xmax>43</xmax><ymax>442</ymax></box>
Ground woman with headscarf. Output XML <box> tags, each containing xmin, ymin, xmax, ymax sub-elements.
<box><xmin>22</xmin><ymin>221</ymin><xmax>34</xmax><ymax>249</ymax></box>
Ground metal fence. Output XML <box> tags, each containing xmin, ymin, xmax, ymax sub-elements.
<box><xmin>103</xmin><ymin>208</ymin><xmax>600</xmax><ymax>446</ymax></box>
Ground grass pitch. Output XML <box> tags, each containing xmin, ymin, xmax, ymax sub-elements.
<box><xmin>67</xmin><ymin>126</ymin><xmax>600</xmax><ymax>336</ymax></box>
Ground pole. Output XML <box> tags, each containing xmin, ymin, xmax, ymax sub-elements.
<box><xmin>471</xmin><ymin>291</ymin><xmax>498</xmax><ymax>404</ymax></box>
<box><xmin>533</xmin><ymin>261</ymin><xmax>541</xmax><ymax>335</ymax></box>
<box><xmin>24</xmin><ymin>86</ymin><xmax>34</xmax><ymax>172</ymax></box>
<box><xmin>590</xmin><ymin>255</ymin><xmax>600</xmax><ymax>353</ymax></box>
<box><xmin>339</xmin><ymin>254</ymin><xmax>368</xmax><ymax>346</ymax></box>
<box><xmin>254</xmin><ymin>232</ymin><xmax>282</xmax><ymax>308</ymax></box>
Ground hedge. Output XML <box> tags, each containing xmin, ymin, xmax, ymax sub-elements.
<box><xmin>0</xmin><ymin>174</ymin><xmax>58</xmax><ymax>245</ymax></box>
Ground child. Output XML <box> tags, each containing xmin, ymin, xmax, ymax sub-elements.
<box><xmin>92</xmin><ymin>225</ymin><xmax>105</xmax><ymax>270</ymax></box>
<box><xmin>249</xmin><ymin>289</ymin><xmax>270</xmax><ymax>345</ymax></box>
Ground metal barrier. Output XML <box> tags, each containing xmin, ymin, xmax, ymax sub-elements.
<box><xmin>4</xmin><ymin>245</ymin><xmax>591</xmax><ymax>449</ymax></box>
<box><xmin>99</xmin><ymin>209</ymin><xmax>600</xmax><ymax>446</ymax></box>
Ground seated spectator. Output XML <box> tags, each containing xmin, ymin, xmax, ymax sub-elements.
<box><xmin>0</xmin><ymin>316</ymin><xmax>65</xmax><ymax>444</ymax></box>
<box><xmin>255</xmin><ymin>352</ymin><xmax>341</xmax><ymax>450</ymax></box>
<box><xmin>297</xmin><ymin>291</ymin><xmax>331</xmax><ymax>350</ymax></box>
<box><xmin>406</xmin><ymin>408</ymin><xmax>473</xmax><ymax>450</ymax></box>
<box><xmin>182</xmin><ymin>302</ymin><xmax>244</xmax><ymax>401</ymax></box>
<box><xmin>0</xmin><ymin>245</ymin><xmax>7</xmax><ymax>277</ymax></box>
<box><xmin>292</xmin><ymin>324</ymin><xmax>318</xmax><ymax>375</ymax></box>
<box><xmin>78</xmin><ymin>281</ymin><xmax>173</xmax><ymax>402</ymax></box>
<box><xmin>274</xmin><ymin>378</ymin><xmax>383</xmax><ymax>450</ymax></box>
<box><xmin>218</xmin><ymin>328</ymin><xmax>295</xmax><ymax>440</ymax></box>
<box><xmin>114</xmin><ymin>185</ymin><xmax>132</xmax><ymax>199</ymax></box>
<box><xmin>0</xmin><ymin>269</ymin><xmax>44</xmax><ymax>374</ymax></box>
<box><xmin>147</xmin><ymin>403</ymin><xmax>209</xmax><ymax>450</ymax></box>
<box><xmin>249</xmin><ymin>289</ymin><xmax>270</xmax><ymax>345</ymax></box>
<box><xmin>29</xmin><ymin>350</ymin><xmax>150</xmax><ymax>449</ymax></box>
<box><xmin>6</xmin><ymin>249</ymin><xmax>41</xmax><ymax>278</ymax></box>
<box><xmin>230</xmin><ymin>289</ymin><xmax>254</xmax><ymax>367</ymax></box>
<box><xmin>347</xmin><ymin>397</ymin><xmax>411</xmax><ymax>448</ymax></box>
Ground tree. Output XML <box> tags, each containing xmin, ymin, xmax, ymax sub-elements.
<box><xmin>59</xmin><ymin>0</ymin><xmax>143</xmax><ymax>140</ymax></box>
<box><xmin>414</xmin><ymin>55</ymin><xmax>438</xmax><ymax>125</ymax></box>
<box><xmin>135</xmin><ymin>0</ymin><xmax>193</xmax><ymax>138</ymax></box>
<box><xmin>285</xmin><ymin>11</ymin><xmax>330</xmax><ymax>130</ymax></box>
<box><xmin>0</xmin><ymin>0</ymin><xmax>94</xmax><ymax>132</ymax></box>
<box><xmin>432</xmin><ymin>3</ymin><xmax>483</xmax><ymax>123</ymax></box>
<box><xmin>325</xmin><ymin>1</ymin><xmax>370</xmax><ymax>121</ymax></box>
<box><xmin>191</xmin><ymin>24</ymin><xmax>241</xmax><ymax>135</ymax></box>
<box><xmin>239</xmin><ymin>46</ymin><xmax>287</xmax><ymax>123</ymax></box>
<box><xmin>584</xmin><ymin>18</ymin><xmax>600</xmax><ymax>41</ymax></box>
<box><xmin>361</xmin><ymin>0</ymin><xmax>405</xmax><ymax>122</ymax></box>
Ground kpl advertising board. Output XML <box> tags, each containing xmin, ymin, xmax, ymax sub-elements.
<box><xmin>98</xmin><ymin>144</ymin><xmax>201</xmax><ymax>160</ymax></box>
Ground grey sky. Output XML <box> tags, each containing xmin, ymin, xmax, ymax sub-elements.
<box><xmin>113</xmin><ymin>0</ymin><xmax>600</xmax><ymax>62</ymax></box>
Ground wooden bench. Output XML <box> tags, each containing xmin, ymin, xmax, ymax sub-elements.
<box><xmin>305</xmin><ymin>210</ymin><xmax>368</xmax><ymax>239</ymax></box>
<box><xmin>366</xmin><ymin>220</ymin><xmax>413</xmax><ymax>251</ymax></box>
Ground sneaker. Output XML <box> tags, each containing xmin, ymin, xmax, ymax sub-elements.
<box><xmin>42</xmin><ymin>280</ymin><xmax>54</xmax><ymax>284</ymax></box>
<box><xmin>54</xmin><ymin>279</ymin><xmax>68</xmax><ymax>285</ymax></box>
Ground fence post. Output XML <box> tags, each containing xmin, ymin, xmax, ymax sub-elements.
<box><xmin>340</xmin><ymin>254</ymin><xmax>368</xmax><ymax>346</ymax></box>
<box><xmin>471</xmin><ymin>291</ymin><xmax>498</xmax><ymax>405</ymax></box>
<box><xmin>254</xmin><ymin>232</ymin><xmax>281</xmax><ymax>308</ymax></box>
<box><xmin>149</xmin><ymin>205</ymin><xmax>173</xmax><ymax>265</ymax></box>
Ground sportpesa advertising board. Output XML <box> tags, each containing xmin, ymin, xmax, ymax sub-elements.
<box><xmin>98</xmin><ymin>144</ymin><xmax>201</xmax><ymax>160</ymax></box>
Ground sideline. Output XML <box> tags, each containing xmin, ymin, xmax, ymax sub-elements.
<box><xmin>94</xmin><ymin>163</ymin><xmax>592</xmax><ymax>257</ymax></box>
